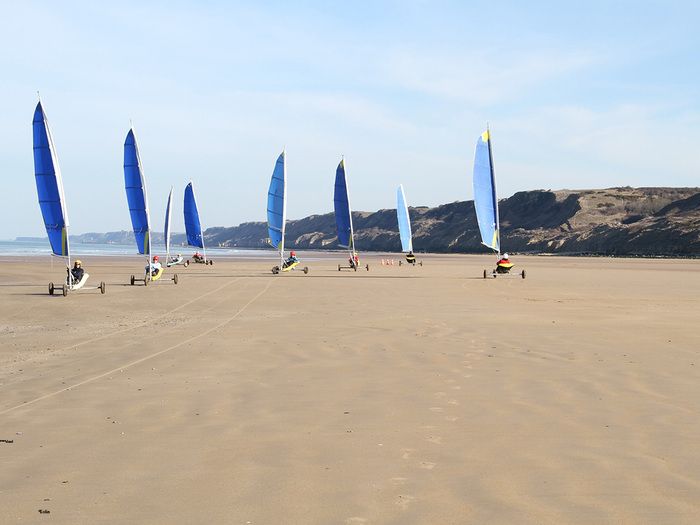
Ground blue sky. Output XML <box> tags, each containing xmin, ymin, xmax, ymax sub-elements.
<box><xmin>2</xmin><ymin>1</ymin><xmax>699</xmax><ymax>238</ymax></box>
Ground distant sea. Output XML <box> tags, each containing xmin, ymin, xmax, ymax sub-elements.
<box><xmin>0</xmin><ymin>239</ymin><xmax>276</xmax><ymax>258</ymax></box>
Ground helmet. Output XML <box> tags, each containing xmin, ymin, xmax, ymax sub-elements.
<box><xmin>153</xmin><ymin>255</ymin><xmax>159</xmax><ymax>262</ymax></box>
<box><xmin>290</xmin><ymin>251</ymin><xmax>296</xmax><ymax>256</ymax></box>
<box><xmin>503</xmin><ymin>253</ymin><xmax>509</xmax><ymax>259</ymax></box>
<box><xmin>74</xmin><ymin>259</ymin><xmax>82</xmax><ymax>266</ymax></box>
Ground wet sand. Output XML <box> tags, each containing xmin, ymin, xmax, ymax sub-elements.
<box><xmin>1</xmin><ymin>253</ymin><xmax>699</xmax><ymax>524</ymax></box>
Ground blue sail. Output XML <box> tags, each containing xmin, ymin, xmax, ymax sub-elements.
<box><xmin>123</xmin><ymin>129</ymin><xmax>151</xmax><ymax>255</ymax></box>
<box><xmin>184</xmin><ymin>182</ymin><xmax>204</xmax><ymax>248</ymax></box>
<box><xmin>333</xmin><ymin>158</ymin><xmax>353</xmax><ymax>248</ymax></box>
<box><xmin>473</xmin><ymin>129</ymin><xmax>500</xmax><ymax>252</ymax></box>
<box><xmin>164</xmin><ymin>187</ymin><xmax>173</xmax><ymax>254</ymax></box>
<box><xmin>32</xmin><ymin>102</ymin><xmax>69</xmax><ymax>257</ymax></box>
<box><xmin>396</xmin><ymin>184</ymin><xmax>413</xmax><ymax>252</ymax></box>
<box><xmin>267</xmin><ymin>151</ymin><xmax>286</xmax><ymax>250</ymax></box>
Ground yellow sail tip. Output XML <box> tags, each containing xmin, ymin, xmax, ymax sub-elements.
<box><xmin>481</xmin><ymin>130</ymin><xmax>490</xmax><ymax>142</ymax></box>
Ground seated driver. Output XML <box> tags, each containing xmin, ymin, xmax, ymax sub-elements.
<box><xmin>284</xmin><ymin>250</ymin><xmax>299</xmax><ymax>267</ymax></box>
<box><xmin>70</xmin><ymin>259</ymin><xmax>84</xmax><ymax>283</ymax></box>
<box><xmin>405</xmin><ymin>251</ymin><xmax>416</xmax><ymax>265</ymax></box>
<box><xmin>148</xmin><ymin>255</ymin><xmax>162</xmax><ymax>276</ymax></box>
<box><xmin>350</xmin><ymin>252</ymin><xmax>359</xmax><ymax>268</ymax></box>
<box><xmin>496</xmin><ymin>253</ymin><xmax>512</xmax><ymax>272</ymax></box>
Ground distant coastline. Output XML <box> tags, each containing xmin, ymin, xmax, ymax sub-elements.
<box><xmin>13</xmin><ymin>187</ymin><xmax>700</xmax><ymax>257</ymax></box>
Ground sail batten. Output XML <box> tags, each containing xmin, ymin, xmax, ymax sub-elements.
<box><xmin>396</xmin><ymin>185</ymin><xmax>413</xmax><ymax>253</ymax></box>
<box><xmin>333</xmin><ymin>158</ymin><xmax>354</xmax><ymax>250</ymax></box>
<box><xmin>473</xmin><ymin>129</ymin><xmax>500</xmax><ymax>253</ymax></box>
<box><xmin>123</xmin><ymin>128</ymin><xmax>151</xmax><ymax>257</ymax></box>
<box><xmin>32</xmin><ymin>101</ymin><xmax>70</xmax><ymax>258</ymax></box>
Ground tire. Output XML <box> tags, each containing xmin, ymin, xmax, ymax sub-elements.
<box><xmin>483</xmin><ymin>270</ymin><xmax>487</xmax><ymax>279</ymax></box>
<box><xmin>338</xmin><ymin>265</ymin><xmax>341</xmax><ymax>271</ymax></box>
<box><xmin>353</xmin><ymin>266</ymin><xmax>357</xmax><ymax>272</ymax></box>
<box><xmin>49</xmin><ymin>282</ymin><xmax>54</xmax><ymax>295</ymax></box>
<box><xmin>100</xmin><ymin>282</ymin><xmax>106</xmax><ymax>294</ymax></box>
<box><xmin>521</xmin><ymin>269</ymin><xmax>526</xmax><ymax>279</ymax></box>
<box><xmin>173</xmin><ymin>274</ymin><xmax>179</xmax><ymax>284</ymax></box>
<box><xmin>303</xmin><ymin>267</ymin><xmax>309</xmax><ymax>274</ymax></box>
<box><xmin>62</xmin><ymin>286</ymin><xmax>68</xmax><ymax>297</ymax></box>
<box><xmin>366</xmin><ymin>264</ymin><xmax>370</xmax><ymax>271</ymax></box>
<box><xmin>130</xmin><ymin>275</ymin><xmax>135</xmax><ymax>286</ymax></box>
<box><xmin>144</xmin><ymin>276</ymin><xmax>148</xmax><ymax>287</ymax></box>
<box><xmin>419</xmin><ymin>261</ymin><xmax>423</xmax><ymax>266</ymax></box>
<box><xmin>185</xmin><ymin>260</ymin><xmax>189</xmax><ymax>267</ymax></box>
<box><xmin>272</xmin><ymin>266</ymin><xmax>279</xmax><ymax>274</ymax></box>
<box><xmin>209</xmin><ymin>260</ymin><xmax>213</xmax><ymax>266</ymax></box>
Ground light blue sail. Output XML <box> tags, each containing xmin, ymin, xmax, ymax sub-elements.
<box><xmin>267</xmin><ymin>151</ymin><xmax>286</xmax><ymax>250</ymax></box>
<box><xmin>396</xmin><ymin>184</ymin><xmax>413</xmax><ymax>252</ymax></box>
<box><xmin>123</xmin><ymin>128</ymin><xmax>151</xmax><ymax>256</ymax></box>
<box><xmin>32</xmin><ymin>102</ymin><xmax>69</xmax><ymax>257</ymax></box>
<box><xmin>472</xmin><ymin>129</ymin><xmax>500</xmax><ymax>252</ymax></box>
<box><xmin>164</xmin><ymin>187</ymin><xmax>173</xmax><ymax>255</ymax></box>
<box><xmin>333</xmin><ymin>158</ymin><xmax>353</xmax><ymax>249</ymax></box>
<box><xmin>184</xmin><ymin>182</ymin><xmax>204</xmax><ymax>249</ymax></box>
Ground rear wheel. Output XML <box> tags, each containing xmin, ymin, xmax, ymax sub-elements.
<box><xmin>185</xmin><ymin>260</ymin><xmax>189</xmax><ymax>267</ymax></box>
<box><xmin>49</xmin><ymin>282</ymin><xmax>54</xmax><ymax>295</ymax></box>
<box><xmin>338</xmin><ymin>265</ymin><xmax>341</xmax><ymax>271</ymax></box>
<box><xmin>100</xmin><ymin>282</ymin><xmax>106</xmax><ymax>294</ymax></box>
<box><xmin>144</xmin><ymin>276</ymin><xmax>148</xmax><ymax>287</ymax></box>
<box><xmin>62</xmin><ymin>286</ymin><xmax>68</xmax><ymax>297</ymax></box>
<box><xmin>173</xmin><ymin>274</ymin><xmax>179</xmax><ymax>284</ymax></box>
<box><xmin>366</xmin><ymin>264</ymin><xmax>370</xmax><ymax>271</ymax></box>
<box><xmin>398</xmin><ymin>260</ymin><xmax>402</xmax><ymax>266</ymax></box>
<box><xmin>130</xmin><ymin>275</ymin><xmax>135</xmax><ymax>286</ymax></box>
<box><xmin>272</xmin><ymin>266</ymin><xmax>279</xmax><ymax>274</ymax></box>
<box><xmin>483</xmin><ymin>270</ymin><xmax>488</xmax><ymax>279</ymax></box>
<box><xmin>303</xmin><ymin>267</ymin><xmax>309</xmax><ymax>274</ymax></box>
<box><xmin>521</xmin><ymin>269</ymin><xmax>526</xmax><ymax>279</ymax></box>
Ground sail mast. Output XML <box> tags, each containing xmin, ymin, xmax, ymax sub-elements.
<box><xmin>486</xmin><ymin>124</ymin><xmax>500</xmax><ymax>257</ymax></box>
<box><xmin>280</xmin><ymin>149</ymin><xmax>287</xmax><ymax>269</ymax></box>
<box><xmin>164</xmin><ymin>186</ymin><xmax>173</xmax><ymax>265</ymax></box>
<box><xmin>344</xmin><ymin>157</ymin><xmax>355</xmax><ymax>257</ymax></box>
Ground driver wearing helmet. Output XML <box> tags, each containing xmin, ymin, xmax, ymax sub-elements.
<box><xmin>284</xmin><ymin>250</ymin><xmax>299</xmax><ymax>268</ymax></box>
<box><xmin>148</xmin><ymin>255</ymin><xmax>162</xmax><ymax>276</ymax></box>
<box><xmin>70</xmin><ymin>259</ymin><xmax>85</xmax><ymax>283</ymax></box>
<box><xmin>496</xmin><ymin>253</ymin><xmax>513</xmax><ymax>273</ymax></box>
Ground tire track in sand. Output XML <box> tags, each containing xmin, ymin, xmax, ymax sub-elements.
<box><xmin>0</xmin><ymin>279</ymin><xmax>273</xmax><ymax>416</ymax></box>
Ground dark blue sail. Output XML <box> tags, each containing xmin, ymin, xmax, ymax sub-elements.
<box><xmin>32</xmin><ymin>102</ymin><xmax>69</xmax><ymax>257</ymax></box>
<box><xmin>333</xmin><ymin>158</ymin><xmax>353</xmax><ymax>248</ymax></box>
<box><xmin>123</xmin><ymin>128</ymin><xmax>151</xmax><ymax>256</ymax></box>
<box><xmin>184</xmin><ymin>182</ymin><xmax>204</xmax><ymax>249</ymax></box>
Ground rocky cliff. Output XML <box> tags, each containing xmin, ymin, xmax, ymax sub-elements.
<box><xmin>67</xmin><ymin>187</ymin><xmax>700</xmax><ymax>256</ymax></box>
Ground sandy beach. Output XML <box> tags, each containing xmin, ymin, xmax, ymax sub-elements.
<box><xmin>1</xmin><ymin>253</ymin><xmax>699</xmax><ymax>523</ymax></box>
